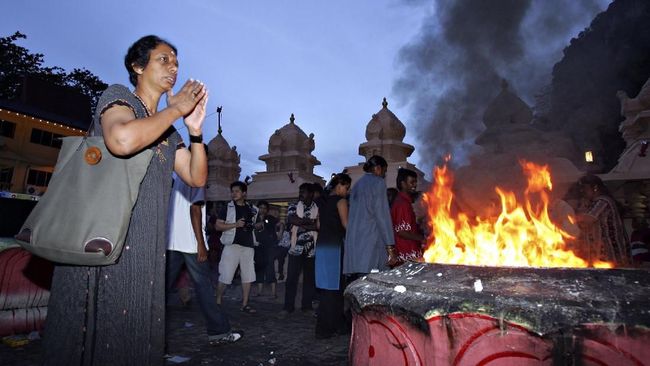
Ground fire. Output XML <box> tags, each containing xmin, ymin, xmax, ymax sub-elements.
<box><xmin>422</xmin><ymin>160</ymin><xmax>613</xmax><ymax>268</ymax></box>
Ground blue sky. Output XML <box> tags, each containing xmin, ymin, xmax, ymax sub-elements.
<box><xmin>3</xmin><ymin>1</ymin><xmax>429</xmax><ymax>180</ymax></box>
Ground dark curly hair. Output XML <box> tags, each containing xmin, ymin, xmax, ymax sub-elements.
<box><xmin>230</xmin><ymin>180</ymin><xmax>248</xmax><ymax>192</ymax></box>
<box><xmin>362</xmin><ymin>155</ymin><xmax>388</xmax><ymax>173</ymax></box>
<box><xmin>124</xmin><ymin>35</ymin><xmax>177</xmax><ymax>86</ymax></box>
<box><xmin>577</xmin><ymin>174</ymin><xmax>611</xmax><ymax>197</ymax></box>
<box><xmin>329</xmin><ymin>173</ymin><xmax>351</xmax><ymax>188</ymax></box>
<box><xmin>396</xmin><ymin>168</ymin><xmax>417</xmax><ymax>188</ymax></box>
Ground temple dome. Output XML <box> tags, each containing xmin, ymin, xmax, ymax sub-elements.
<box><xmin>206</xmin><ymin>125</ymin><xmax>242</xmax><ymax>201</ymax></box>
<box><xmin>359</xmin><ymin>98</ymin><xmax>414</xmax><ymax>162</ymax></box>
<box><xmin>268</xmin><ymin>113</ymin><xmax>313</xmax><ymax>153</ymax></box>
<box><xmin>365</xmin><ymin>98</ymin><xmax>406</xmax><ymax>141</ymax></box>
<box><xmin>208</xmin><ymin>133</ymin><xmax>231</xmax><ymax>159</ymax></box>
<box><xmin>483</xmin><ymin>79</ymin><xmax>533</xmax><ymax>128</ymax></box>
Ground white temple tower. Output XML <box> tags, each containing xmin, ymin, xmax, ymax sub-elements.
<box><xmin>344</xmin><ymin>98</ymin><xmax>429</xmax><ymax>190</ymax></box>
<box><xmin>206</xmin><ymin>120</ymin><xmax>241</xmax><ymax>201</ymax></box>
<box><xmin>247</xmin><ymin>114</ymin><xmax>325</xmax><ymax>201</ymax></box>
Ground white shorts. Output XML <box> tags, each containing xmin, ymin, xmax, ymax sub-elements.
<box><xmin>218</xmin><ymin>244</ymin><xmax>256</xmax><ymax>284</ymax></box>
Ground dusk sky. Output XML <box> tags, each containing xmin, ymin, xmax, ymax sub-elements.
<box><xmin>3</xmin><ymin>1</ymin><xmax>611</xmax><ymax>181</ymax></box>
<box><xmin>3</xmin><ymin>1</ymin><xmax>428</xmax><ymax>180</ymax></box>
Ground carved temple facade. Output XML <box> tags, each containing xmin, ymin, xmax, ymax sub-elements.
<box><xmin>206</xmin><ymin>99</ymin><xmax>429</xmax><ymax>204</ymax></box>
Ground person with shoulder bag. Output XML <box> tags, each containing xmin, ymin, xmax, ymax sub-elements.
<box><xmin>37</xmin><ymin>35</ymin><xmax>209</xmax><ymax>365</ymax></box>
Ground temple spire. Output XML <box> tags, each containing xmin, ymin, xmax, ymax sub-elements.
<box><xmin>501</xmin><ymin>79</ymin><xmax>509</xmax><ymax>91</ymax></box>
<box><xmin>382</xmin><ymin>97</ymin><xmax>388</xmax><ymax>109</ymax></box>
<box><xmin>217</xmin><ymin>106</ymin><xmax>223</xmax><ymax>135</ymax></box>
<box><xmin>290</xmin><ymin>113</ymin><xmax>295</xmax><ymax>124</ymax></box>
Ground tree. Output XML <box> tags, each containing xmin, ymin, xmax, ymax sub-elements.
<box><xmin>0</xmin><ymin>31</ymin><xmax>107</xmax><ymax>111</ymax></box>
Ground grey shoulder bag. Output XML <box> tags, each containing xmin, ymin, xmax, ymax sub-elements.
<box><xmin>15</xmin><ymin>85</ymin><xmax>154</xmax><ymax>265</ymax></box>
<box><xmin>15</xmin><ymin>135</ymin><xmax>153</xmax><ymax>265</ymax></box>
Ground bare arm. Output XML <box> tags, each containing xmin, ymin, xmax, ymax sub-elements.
<box><xmin>577</xmin><ymin>213</ymin><xmax>598</xmax><ymax>225</ymax></box>
<box><xmin>101</xmin><ymin>80</ymin><xmax>204</xmax><ymax>156</ymax></box>
<box><xmin>396</xmin><ymin>230</ymin><xmax>424</xmax><ymax>242</ymax></box>
<box><xmin>190</xmin><ymin>202</ymin><xmax>207</xmax><ymax>262</ymax></box>
<box><xmin>337</xmin><ymin>198</ymin><xmax>349</xmax><ymax>230</ymax></box>
<box><xmin>175</xmin><ymin>91</ymin><xmax>209</xmax><ymax>187</ymax></box>
<box><xmin>101</xmin><ymin>105</ymin><xmax>182</xmax><ymax>156</ymax></box>
<box><xmin>276</xmin><ymin>221</ymin><xmax>285</xmax><ymax>238</ymax></box>
<box><xmin>287</xmin><ymin>214</ymin><xmax>317</xmax><ymax>231</ymax></box>
<box><xmin>175</xmin><ymin>144</ymin><xmax>208</xmax><ymax>187</ymax></box>
<box><xmin>216</xmin><ymin>218</ymin><xmax>245</xmax><ymax>231</ymax></box>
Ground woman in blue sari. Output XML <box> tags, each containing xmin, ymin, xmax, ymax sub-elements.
<box><xmin>314</xmin><ymin>173</ymin><xmax>351</xmax><ymax>338</ymax></box>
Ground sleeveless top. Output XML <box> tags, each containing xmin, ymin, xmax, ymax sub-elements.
<box><xmin>317</xmin><ymin>195</ymin><xmax>345</xmax><ymax>246</ymax></box>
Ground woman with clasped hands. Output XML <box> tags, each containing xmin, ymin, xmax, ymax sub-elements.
<box><xmin>42</xmin><ymin>35</ymin><xmax>208</xmax><ymax>366</ymax></box>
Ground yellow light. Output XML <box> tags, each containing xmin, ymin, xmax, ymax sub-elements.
<box><xmin>585</xmin><ymin>151</ymin><xmax>594</xmax><ymax>163</ymax></box>
<box><xmin>0</xmin><ymin>108</ymin><xmax>83</xmax><ymax>133</ymax></box>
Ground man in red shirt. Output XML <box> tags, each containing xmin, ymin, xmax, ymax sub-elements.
<box><xmin>391</xmin><ymin>168</ymin><xmax>425</xmax><ymax>264</ymax></box>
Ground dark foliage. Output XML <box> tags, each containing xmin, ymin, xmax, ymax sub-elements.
<box><xmin>0</xmin><ymin>32</ymin><xmax>107</xmax><ymax>112</ymax></box>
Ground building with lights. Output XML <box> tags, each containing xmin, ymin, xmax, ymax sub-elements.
<box><xmin>0</xmin><ymin>77</ymin><xmax>90</xmax><ymax>195</ymax></box>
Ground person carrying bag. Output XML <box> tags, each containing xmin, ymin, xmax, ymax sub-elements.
<box><xmin>15</xmin><ymin>121</ymin><xmax>153</xmax><ymax>266</ymax></box>
<box><xmin>26</xmin><ymin>35</ymin><xmax>211</xmax><ymax>366</ymax></box>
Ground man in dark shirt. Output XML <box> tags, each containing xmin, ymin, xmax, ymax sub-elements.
<box><xmin>278</xmin><ymin>183</ymin><xmax>319</xmax><ymax>318</ymax></box>
<box><xmin>215</xmin><ymin>181</ymin><xmax>258</xmax><ymax>313</ymax></box>
<box><xmin>253</xmin><ymin>200</ymin><xmax>280</xmax><ymax>297</ymax></box>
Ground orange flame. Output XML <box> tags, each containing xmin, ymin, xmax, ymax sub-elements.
<box><xmin>422</xmin><ymin>160</ymin><xmax>613</xmax><ymax>268</ymax></box>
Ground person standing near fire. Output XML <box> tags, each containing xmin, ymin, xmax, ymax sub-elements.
<box><xmin>391</xmin><ymin>168</ymin><xmax>425</xmax><ymax>265</ymax></box>
<box><xmin>343</xmin><ymin>155</ymin><xmax>397</xmax><ymax>281</ymax></box>
<box><xmin>314</xmin><ymin>173</ymin><xmax>351</xmax><ymax>338</ymax></box>
<box><xmin>576</xmin><ymin>174</ymin><xmax>631</xmax><ymax>266</ymax></box>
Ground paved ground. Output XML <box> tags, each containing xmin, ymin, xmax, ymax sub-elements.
<box><xmin>1</xmin><ymin>280</ymin><xmax>350</xmax><ymax>366</ymax></box>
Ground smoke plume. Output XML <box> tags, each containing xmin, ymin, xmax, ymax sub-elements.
<box><xmin>394</xmin><ymin>0</ymin><xmax>610</xmax><ymax>172</ymax></box>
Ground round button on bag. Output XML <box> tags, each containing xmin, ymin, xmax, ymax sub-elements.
<box><xmin>84</xmin><ymin>146</ymin><xmax>102</xmax><ymax>165</ymax></box>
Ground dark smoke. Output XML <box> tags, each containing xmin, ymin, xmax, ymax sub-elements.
<box><xmin>394</xmin><ymin>0</ymin><xmax>610</xmax><ymax>172</ymax></box>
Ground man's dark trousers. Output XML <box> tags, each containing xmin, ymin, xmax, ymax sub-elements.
<box><xmin>166</xmin><ymin>250</ymin><xmax>231</xmax><ymax>336</ymax></box>
<box><xmin>283</xmin><ymin>254</ymin><xmax>315</xmax><ymax>312</ymax></box>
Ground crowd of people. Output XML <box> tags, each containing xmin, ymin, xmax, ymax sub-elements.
<box><xmin>39</xmin><ymin>34</ymin><xmax>647</xmax><ymax>366</ymax></box>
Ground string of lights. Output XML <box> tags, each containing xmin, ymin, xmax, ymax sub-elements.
<box><xmin>0</xmin><ymin>108</ymin><xmax>85</xmax><ymax>134</ymax></box>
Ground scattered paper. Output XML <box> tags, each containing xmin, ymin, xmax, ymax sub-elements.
<box><xmin>474</xmin><ymin>279</ymin><xmax>483</xmax><ymax>292</ymax></box>
<box><xmin>394</xmin><ymin>285</ymin><xmax>406</xmax><ymax>293</ymax></box>
<box><xmin>167</xmin><ymin>355</ymin><xmax>191</xmax><ymax>363</ymax></box>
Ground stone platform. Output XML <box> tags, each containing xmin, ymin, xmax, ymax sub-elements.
<box><xmin>1</xmin><ymin>281</ymin><xmax>349</xmax><ymax>365</ymax></box>
<box><xmin>345</xmin><ymin>262</ymin><xmax>650</xmax><ymax>365</ymax></box>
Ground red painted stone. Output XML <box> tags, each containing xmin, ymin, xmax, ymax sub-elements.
<box><xmin>349</xmin><ymin>311</ymin><xmax>650</xmax><ymax>366</ymax></box>
<box><xmin>345</xmin><ymin>263</ymin><xmax>650</xmax><ymax>366</ymax></box>
<box><xmin>0</xmin><ymin>248</ymin><xmax>53</xmax><ymax>336</ymax></box>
